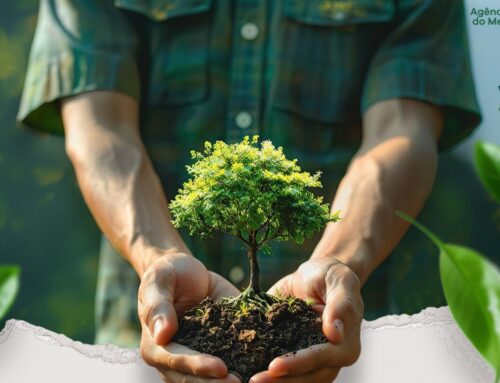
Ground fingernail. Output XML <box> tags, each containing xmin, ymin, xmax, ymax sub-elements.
<box><xmin>153</xmin><ymin>317</ymin><xmax>164</xmax><ymax>340</ymax></box>
<box><xmin>333</xmin><ymin>319</ymin><xmax>344</xmax><ymax>338</ymax></box>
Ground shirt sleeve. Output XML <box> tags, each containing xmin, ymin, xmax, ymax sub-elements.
<box><xmin>17</xmin><ymin>0</ymin><xmax>140</xmax><ymax>135</ymax></box>
<box><xmin>361</xmin><ymin>0</ymin><xmax>481</xmax><ymax>152</ymax></box>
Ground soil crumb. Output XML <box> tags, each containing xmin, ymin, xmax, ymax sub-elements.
<box><xmin>173</xmin><ymin>296</ymin><xmax>326</xmax><ymax>383</ymax></box>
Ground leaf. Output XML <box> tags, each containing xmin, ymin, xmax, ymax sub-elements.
<box><xmin>397</xmin><ymin>212</ymin><xmax>500</xmax><ymax>382</ymax></box>
<box><xmin>0</xmin><ymin>265</ymin><xmax>20</xmax><ymax>320</ymax></box>
<box><xmin>440</xmin><ymin>245</ymin><xmax>500</xmax><ymax>374</ymax></box>
<box><xmin>474</xmin><ymin>141</ymin><xmax>500</xmax><ymax>203</ymax></box>
<box><xmin>170</xmin><ymin>136</ymin><xmax>337</xmax><ymax>248</ymax></box>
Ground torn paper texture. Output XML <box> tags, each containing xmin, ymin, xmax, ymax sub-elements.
<box><xmin>0</xmin><ymin>306</ymin><xmax>494</xmax><ymax>383</ymax></box>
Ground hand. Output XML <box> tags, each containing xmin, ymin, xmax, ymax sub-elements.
<box><xmin>251</xmin><ymin>257</ymin><xmax>364</xmax><ymax>383</ymax></box>
<box><xmin>138</xmin><ymin>251</ymin><xmax>241</xmax><ymax>383</ymax></box>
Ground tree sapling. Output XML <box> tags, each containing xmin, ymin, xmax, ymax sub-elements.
<box><xmin>170</xmin><ymin>135</ymin><xmax>339</xmax><ymax>308</ymax></box>
<box><xmin>169</xmin><ymin>135</ymin><xmax>340</xmax><ymax>381</ymax></box>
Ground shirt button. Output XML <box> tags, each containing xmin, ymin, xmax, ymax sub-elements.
<box><xmin>235</xmin><ymin>112</ymin><xmax>252</xmax><ymax>129</ymax></box>
<box><xmin>240</xmin><ymin>23</ymin><xmax>259</xmax><ymax>41</ymax></box>
<box><xmin>332</xmin><ymin>11</ymin><xmax>347</xmax><ymax>21</ymax></box>
<box><xmin>229</xmin><ymin>266</ymin><xmax>245</xmax><ymax>284</ymax></box>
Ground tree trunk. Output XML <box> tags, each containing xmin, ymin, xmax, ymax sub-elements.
<box><xmin>247</xmin><ymin>245</ymin><xmax>260</xmax><ymax>293</ymax></box>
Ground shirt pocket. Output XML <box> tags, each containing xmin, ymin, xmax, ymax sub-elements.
<box><xmin>270</xmin><ymin>0</ymin><xmax>395</xmax><ymax>124</ymax></box>
<box><xmin>114</xmin><ymin>0</ymin><xmax>212</xmax><ymax>105</ymax></box>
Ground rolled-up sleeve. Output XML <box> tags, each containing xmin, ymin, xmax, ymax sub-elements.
<box><xmin>17</xmin><ymin>0</ymin><xmax>140</xmax><ymax>135</ymax></box>
<box><xmin>361</xmin><ymin>0</ymin><xmax>481</xmax><ymax>152</ymax></box>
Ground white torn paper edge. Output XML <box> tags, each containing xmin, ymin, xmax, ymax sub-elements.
<box><xmin>0</xmin><ymin>306</ymin><xmax>494</xmax><ymax>383</ymax></box>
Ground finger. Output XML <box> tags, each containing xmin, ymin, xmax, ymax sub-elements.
<box><xmin>161</xmin><ymin>369</ymin><xmax>241</xmax><ymax>383</ymax></box>
<box><xmin>138</xmin><ymin>262</ymin><xmax>179</xmax><ymax>345</ymax></box>
<box><xmin>267</xmin><ymin>278</ymin><xmax>291</xmax><ymax>298</ymax></box>
<box><xmin>267</xmin><ymin>285</ymin><xmax>282</xmax><ymax>297</ymax></box>
<box><xmin>267</xmin><ymin>343</ymin><xmax>358</xmax><ymax>377</ymax></box>
<box><xmin>142</xmin><ymin>331</ymin><xmax>229</xmax><ymax>379</ymax></box>
<box><xmin>311</xmin><ymin>304</ymin><xmax>325</xmax><ymax>314</ymax></box>
<box><xmin>322</xmin><ymin>275</ymin><xmax>363</xmax><ymax>344</ymax></box>
<box><xmin>251</xmin><ymin>366</ymin><xmax>339</xmax><ymax>383</ymax></box>
<box><xmin>208</xmin><ymin>271</ymin><xmax>241</xmax><ymax>299</ymax></box>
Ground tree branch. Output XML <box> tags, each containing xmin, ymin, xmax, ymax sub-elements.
<box><xmin>237</xmin><ymin>230</ymin><xmax>251</xmax><ymax>248</ymax></box>
<box><xmin>257</xmin><ymin>221</ymin><xmax>271</xmax><ymax>247</ymax></box>
<box><xmin>198</xmin><ymin>213</ymin><xmax>212</xmax><ymax>233</ymax></box>
<box><xmin>256</xmin><ymin>210</ymin><xmax>278</xmax><ymax>247</ymax></box>
<box><xmin>260</xmin><ymin>229</ymin><xmax>287</xmax><ymax>246</ymax></box>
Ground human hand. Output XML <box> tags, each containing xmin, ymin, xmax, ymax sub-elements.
<box><xmin>138</xmin><ymin>251</ymin><xmax>241</xmax><ymax>383</ymax></box>
<box><xmin>251</xmin><ymin>257</ymin><xmax>363</xmax><ymax>383</ymax></box>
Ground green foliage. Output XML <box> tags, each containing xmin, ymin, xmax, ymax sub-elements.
<box><xmin>170</xmin><ymin>136</ymin><xmax>339</xmax><ymax>252</ymax></box>
<box><xmin>474</xmin><ymin>141</ymin><xmax>500</xmax><ymax>203</ymax></box>
<box><xmin>0</xmin><ymin>265</ymin><xmax>20</xmax><ymax>320</ymax></box>
<box><xmin>236</xmin><ymin>301</ymin><xmax>251</xmax><ymax>318</ymax></box>
<box><xmin>397</xmin><ymin>212</ymin><xmax>500</xmax><ymax>382</ymax></box>
<box><xmin>304</xmin><ymin>298</ymin><xmax>315</xmax><ymax>306</ymax></box>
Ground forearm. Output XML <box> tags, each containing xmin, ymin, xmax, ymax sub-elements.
<box><xmin>311</xmin><ymin>99</ymin><xmax>443</xmax><ymax>285</ymax></box>
<box><xmin>62</xmin><ymin>92</ymin><xmax>189</xmax><ymax>277</ymax></box>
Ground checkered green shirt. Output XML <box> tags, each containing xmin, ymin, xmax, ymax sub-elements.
<box><xmin>18</xmin><ymin>0</ymin><xmax>480</xmax><ymax>347</ymax></box>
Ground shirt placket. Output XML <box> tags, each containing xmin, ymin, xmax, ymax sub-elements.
<box><xmin>222</xmin><ymin>0</ymin><xmax>268</xmax><ymax>287</ymax></box>
<box><xmin>225</xmin><ymin>0</ymin><xmax>267</xmax><ymax>144</ymax></box>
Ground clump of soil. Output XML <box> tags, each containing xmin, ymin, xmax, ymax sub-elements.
<box><xmin>173</xmin><ymin>296</ymin><xmax>326</xmax><ymax>383</ymax></box>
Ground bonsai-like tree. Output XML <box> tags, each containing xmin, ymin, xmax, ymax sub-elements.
<box><xmin>170</xmin><ymin>136</ymin><xmax>340</xmax><ymax>307</ymax></box>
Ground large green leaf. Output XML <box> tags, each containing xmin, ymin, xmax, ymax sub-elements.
<box><xmin>0</xmin><ymin>265</ymin><xmax>20</xmax><ymax>320</ymax></box>
<box><xmin>397</xmin><ymin>212</ymin><xmax>500</xmax><ymax>382</ymax></box>
<box><xmin>474</xmin><ymin>141</ymin><xmax>500</xmax><ymax>203</ymax></box>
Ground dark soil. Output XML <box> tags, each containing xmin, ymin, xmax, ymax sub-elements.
<box><xmin>173</xmin><ymin>296</ymin><xmax>327</xmax><ymax>383</ymax></box>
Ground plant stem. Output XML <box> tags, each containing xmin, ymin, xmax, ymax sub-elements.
<box><xmin>247</xmin><ymin>233</ymin><xmax>261</xmax><ymax>293</ymax></box>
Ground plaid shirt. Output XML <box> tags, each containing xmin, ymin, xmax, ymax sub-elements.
<box><xmin>18</xmin><ymin>0</ymin><xmax>480</xmax><ymax>347</ymax></box>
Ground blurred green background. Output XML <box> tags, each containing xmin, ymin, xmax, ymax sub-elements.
<box><xmin>0</xmin><ymin>2</ymin><xmax>498</xmax><ymax>344</ymax></box>
<box><xmin>0</xmin><ymin>2</ymin><xmax>100</xmax><ymax>341</ymax></box>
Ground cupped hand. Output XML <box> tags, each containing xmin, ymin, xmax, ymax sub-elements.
<box><xmin>251</xmin><ymin>257</ymin><xmax>364</xmax><ymax>383</ymax></box>
<box><xmin>138</xmin><ymin>251</ymin><xmax>241</xmax><ymax>383</ymax></box>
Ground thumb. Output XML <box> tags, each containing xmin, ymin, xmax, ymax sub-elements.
<box><xmin>149</xmin><ymin>299</ymin><xmax>178</xmax><ymax>346</ymax></box>
<box><xmin>322</xmin><ymin>283</ymin><xmax>361</xmax><ymax>344</ymax></box>
<box><xmin>139</xmin><ymin>268</ymin><xmax>179</xmax><ymax>346</ymax></box>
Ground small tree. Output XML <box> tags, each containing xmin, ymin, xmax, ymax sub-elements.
<box><xmin>170</xmin><ymin>136</ymin><xmax>339</xmax><ymax>306</ymax></box>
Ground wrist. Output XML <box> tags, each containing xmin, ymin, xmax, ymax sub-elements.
<box><xmin>129</xmin><ymin>239</ymin><xmax>192</xmax><ymax>278</ymax></box>
<box><xmin>310</xmin><ymin>236</ymin><xmax>374</xmax><ymax>286</ymax></box>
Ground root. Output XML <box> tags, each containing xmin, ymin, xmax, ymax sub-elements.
<box><xmin>219</xmin><ymin>288</ymin><xmax>280</xmax><ymax>315</ymax></box>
